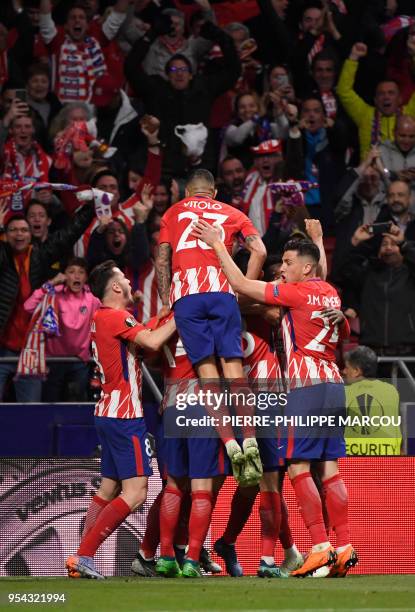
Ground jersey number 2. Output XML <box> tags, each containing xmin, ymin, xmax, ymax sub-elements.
<box><xmin>176</xmin><ymin>211</ymin><xmax>228</xmax><ymax>251</ymax></box>
<box><xmin>304</xmin><ymin>311</ymin><xmax>339</xmax><ymax>352</ymax></box>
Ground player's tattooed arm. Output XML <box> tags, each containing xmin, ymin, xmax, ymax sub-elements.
<box><xmin>244</xmin><ymin>234</ymin><xmax>267</xmax><ymax>281</ymax></box>
<box><xmin>155</xmin><ymin>242</ymin><xmax>172</xmax><ymax>308</ymax></box>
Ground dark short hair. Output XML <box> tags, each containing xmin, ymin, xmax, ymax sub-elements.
<box><xmin>345</xmin><ymin>346</ymin><xmax>378</xmax><ymax>378</ymax></box>
<box><xmin>92</xmin><ymin>169</ymin><xmax>118</xmax><ymax>188</ymax></box>
<box><xmin>1</xmin><ymin>80</ymin><xmax>23</xmax><ymax>93</ymax></box>
<box><xmin>311</xmin><ymin>49</ymin><xmax>338</xmax><ymax>73</ymax></box>
<box><xmin>25</xmin><ymin>200</ymin><xmax>50</xmax><ymax>217</ymax></box>
<box><xmin>302</xmin><ymin>0</ymin><xmax>323</xmax><ymax>13</ymax></box>
<box><xmin>389</xmin><ymin>178</ymin><xmax>411</xmax><ymax>194</ymax></box>
<box><xmin>283</xmin><ymin>239</ymin><xmax>320</xmax><ymax>264</ymax></box>
<box><xmin>5</xmin><ymin>215</ymin><xmax>28</xmax><ymax>230</ymax></box>
<box><xmin>263</xmin><ymin>254</ymin><xmax>282</xmax><ymax>281</ymax></box>
<box><xmin>165</xmin><ymin>54</ymin><xmax>192</xmax><ymax>76</ymax></box>
<box><xmin>66</xmin><ymin>2</ymin><xmax>88</xmax><ymax>20</ymax></box>
<box><xmin>88</xmin><ymin>260</ymin><xmax>118</xmax><ymax>301</ymax></box>
<box><xmin>105</xmin><ymin>216</ymin><xmax>129</xmax><ymax>237</ymax></box>
<box><xmin>27</xmin><ymin>63</ymin><xmax>50</xmax><ymax>80</ymax></box>
<box><xmin>65</xmin><ymin>256</ymin><xmax>88</xmax><ymax>272</ymax></box>
<box><xmin>375</xmin><ymin>79</ymin><xmax>401</xmax><ymax>92</ymax></box>
<box><xmin>301</xmin><ymin>95</ymin><xmax>325</xmax><ymax>115</ymax></box>
<box><xmin>186</xmin><ymin>168</ymin><xmax>215</xmax><ymax>189</ymax></box>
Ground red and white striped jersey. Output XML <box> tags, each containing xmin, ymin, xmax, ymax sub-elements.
<box><xmin>242</xmin><ymin>315</ymin><xmax>284</xmax><ymax>391</ymax></box>
<box><xmin>133</xmin><ymin>260</ymin><xmax>162</xmax><ymax>323</ymax></box>
<box><xmin>91</xmin><ymin>307</ymin><xmax>145</xmax><ymax>418</ymax></box>
<box><xmin>161</xmin><ymin>332</ymin><xmax>198</xmax><ymax>410</ymax></box>
<box><xmin>74</xmin><ymin>193</ymin><xmax>139</xmax><ymax>257</ymax></box>
<box><xmin>146</xmin><ymin>314</ymin><xmax>197</xmax><ymax>412</ymax></box>
<box><xmin>159</xmin><ymin>196</ymin><xmax>258</xmax><ymax>305</ymax></box>
<box><xmin>264</xmin><ymin>279</ymin><xmax>349</xmax><ymax>389</ymax></box>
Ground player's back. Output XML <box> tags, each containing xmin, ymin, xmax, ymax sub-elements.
<box><xmin>91</xmin><ymin>307</ymin><xmax>144</xmax><ymax>418</ymax></box>
<box><xmin>159</xmin><ymin>196</ymin><xmax>258</xmax><ymax>302</ymax></box>
<box><xmin>277</xmin><ymin>279</ymin><xmax>345</xmax><ymax>387</ymax></box>
<box><xmin>161</xmin><ymin>195</ymin><xmax>253</xmax><ymax>261</ymax></box>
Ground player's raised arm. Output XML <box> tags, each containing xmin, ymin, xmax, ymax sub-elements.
<box><xmin>244</xmin><ymin>234</ymin><xmax>267</xmax><ymax>280</ymax></box>
<box><xmin>192</xmin><ymin>219</ymin><xmax>268</xmax><ymax>303</ymax></box>
<box><xmin>305</xmin><ymin>219</ymin><xmax>327</xmax><ymax>280</ymax></box>
<box><xmin>134</xmin><ymin>317</ymin><xmax>176</xmax><ymax>352</ymax></box>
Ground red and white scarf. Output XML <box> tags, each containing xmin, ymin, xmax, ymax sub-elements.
<box><xmin>3</xmin><ymin>140</ymin><xmax>51</xmax><ymax>184</ymax></box>
<box><xmin>56</xmin><ymin>35</ymin><xmax>106</xmax><ymax>102</ymax></box>
<box><xmin>307</xmin><ymin>34</ymin><xmax>325</xmax><ymax>65</ymax></box>
<box><xmin>16</xmin><ymin>286</ymin><xmax>60</xmax><ymax>379</ymax></box>
<box><xmin>159</xmin><ymin>35</ymin><xmax>186</xmax><ymax>55</ymax></box>
<box><xmin>3</xmin><ymin>139</ymin><xmax>51</xmax><ymax>213</ymax></box>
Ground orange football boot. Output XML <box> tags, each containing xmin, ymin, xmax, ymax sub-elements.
<box><xmin>328</xmin><ymin>545</ymin><xmax>358</xmax><ymax>577</ymax></box>
<box><xmin>291</xmin><ymin>546</ymin><xmax>337</xmax><ymax>577</ymax></box>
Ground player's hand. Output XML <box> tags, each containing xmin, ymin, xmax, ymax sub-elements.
<box><xmin>191</xmin><ymin>218</ymin><xmax>223</xmax><ymax>247</ymax></box>
<box><xmin>157</xmin><ymin>305</ymin><xmax>171</xmax><ymax>320</ymax></box>
<box><xmin>321</xmin><ymin>308</ymin><xmax>346</xmax><ymax>325</ymax></box>
<box><xmin>351</xmin><ymin>224</ymin><xmax>372</xmax><ymax>246</ymax></box>
<box><xmin>344</xmin><ymin>307</ymin><xmax>357</xmax><ymax>319</ymax></box>
<box><xmin>305</xmin><ymin>218</ymin><xmax>323</xmax><ymax>242</ymax></box>
<box><xmin>384</xmin><ymin>223</ymin><xmax>405</xmax><ymax>245</ymax></box>
<box><xmin>350</xmin><ymin>42</ymin><xmax>367</xmax><ymax>61</ymax></box>
<box><xmin>133</xmin><ymin>289</ymin><xmax>144</xmax><ymax>303</ymax></box>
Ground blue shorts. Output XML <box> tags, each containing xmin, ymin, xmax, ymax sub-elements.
<box><xmin>277</xmin><ymin>383</ymin><xmax>346</xmax><ymax>462</ymax></box>
<box><xmin>173</xmin><ymin>292</ymin><xmax>243</xmax><ymax>366</ymax></box>
<box><xmin>258</xmin><ymin>438</ymin><xmax>285</xmax><ymax>472</ymax></box>
<box><xmin>95</xmin><ymin>416</ymin><xmax>153</xmax><ymax>480</ymax></box>
<box><xmin>254</xmin><ymin>393</ymin><xmax>285</xmax><ymax>471</ymax></box>
<box><xmin>163</xmin><ymin>404</ymin><xmax>230</xmax><ymax>479</ymax></box>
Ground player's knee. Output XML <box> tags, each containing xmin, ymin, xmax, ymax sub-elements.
<box><xmin>128</xmin><ymin>488</ymin><xmax>148</xmax><ymax>511</ymax></box>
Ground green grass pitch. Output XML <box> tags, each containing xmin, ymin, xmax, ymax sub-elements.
<box><xmin>1</xmin><ymin>576</ymin><xmax>415</xmax><ymax>612</ymax></box>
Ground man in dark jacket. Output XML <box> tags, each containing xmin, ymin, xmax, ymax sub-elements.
<box><xmin>124</xmin><ymin>20</ymin><xmax>240</xmax><ymax>179</ymax></box>
<box><xmin>338</xmin><ymin>227</ymin><xmax>415</xmax><ymax>361</ymax></box>
<box><xmin>0</xmin><ymin>201</ymin><xmax>95</xmax><ymax>402</ymax></box>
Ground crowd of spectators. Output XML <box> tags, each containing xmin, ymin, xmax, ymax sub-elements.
<box><xmin>1</xmin><ymin>0</ymin><xmax>415</xmax><ymax>401</ymax></box>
